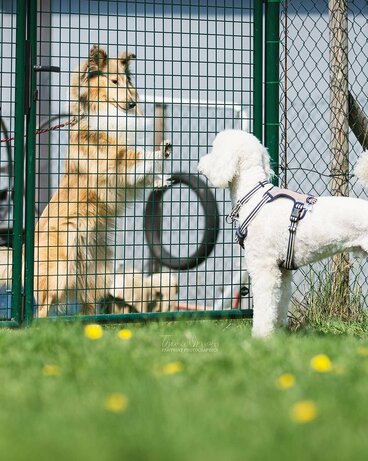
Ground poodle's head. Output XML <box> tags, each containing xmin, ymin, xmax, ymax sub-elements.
<box><xmin>197</xmin><ymin>129</ymin><xmax>273</xmax><ymax>188</ymax></box>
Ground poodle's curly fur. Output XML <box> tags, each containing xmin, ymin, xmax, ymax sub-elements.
<box><xmin>198</xmin><ymin>129</ymin><xmax>368</xmax><ymax>337</ymax></box>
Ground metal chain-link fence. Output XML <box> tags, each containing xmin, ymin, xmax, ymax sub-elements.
<box><xmin>280</xmin><ymin>0</ymin><xmax>368</xmax><ymax>307</ymax></box>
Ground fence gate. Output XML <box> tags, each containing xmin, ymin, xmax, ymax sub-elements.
<box><xmin>2</xmin><ymin>0</ymin><xmax>281</xmax><ymax>325</ymax></box>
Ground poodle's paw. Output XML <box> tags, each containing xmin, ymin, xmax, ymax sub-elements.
<box><xmin>153</xmin><ymin>175</ymin><xmax>174</xmax><ymax>190</ymax></box>
<box><xmin>161</xmin><ymin>140</ymin><xmax>172</xmax><ymax>159</ymax></box>
<box><xmin>252</xmin><ymin>324</ymin><xmax>275</xmax><ymax>339</ymax></box>
<box><xmin>276</xmin><ymin>316</ymin><xmax>290</xmax><ymax>329</ymax></box>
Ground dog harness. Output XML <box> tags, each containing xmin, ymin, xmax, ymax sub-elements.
<box><xmin>226</xmin><ymin>181</ymin><xmax>317</xmax><ymax>270</ymax></box>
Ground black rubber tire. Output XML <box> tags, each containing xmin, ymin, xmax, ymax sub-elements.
<box><xmin>144</xmin><ymin>172</ymin><xmax>220</xmax><ymax>270</ymax></box>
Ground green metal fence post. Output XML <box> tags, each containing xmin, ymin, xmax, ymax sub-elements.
<box><xmin>12</xmin><ymin>0</ymin><xmax>28</xmax><ymax>324</ymax></box>
<box><xmin>24</xmin><ymin>0</ymin><xmax>38</xmax><ymax>324</ymax></box>
<box><xmin>253</xmin><ymin>0</ymin><xmax>263</xmax><ymax>142</ymax></box>
<box><xmin>264</xmin><ymin>0</ymin><xmax>280</xmax><ymax>185</ymax></box>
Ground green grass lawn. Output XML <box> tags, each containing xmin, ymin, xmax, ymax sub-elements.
<box><xmin>1</xmin><ymin>319</ymin><xmax>368</xmax><ymax>461</ymax></box>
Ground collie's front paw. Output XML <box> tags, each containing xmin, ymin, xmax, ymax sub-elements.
<box><xmin>162</xmin><ymin>140</ymin><xmax>172</xmax><ymax>159</ymax></box>
<box><xmin>154</xmin><ymin>175</ymin><xmax>173</xmax><ymax>190</ymax></box>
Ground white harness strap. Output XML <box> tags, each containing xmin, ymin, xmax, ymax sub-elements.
<box><xmin>226</xmin><ymin>180</ymin><xmax>270</xmax><ymax>224</ymax></box>
<box><xmin>227</xmin><ymin>183</ymin><xmax>317</xmax><ymax>270</ymax></box>
<box><xmin>234</xmin><ymin>194</ymin><xmax>271</xmax><ymax>246</ymax></box>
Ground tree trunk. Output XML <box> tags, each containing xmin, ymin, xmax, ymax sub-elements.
<box><xmin>329</xmin><ymin>0</ymin><xmax>350</xmax><ymax>312</ymax></box>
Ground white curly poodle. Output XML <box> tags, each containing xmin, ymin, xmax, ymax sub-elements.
<box><xmin>198</xmin><ymin>129</ymin><xmax>368</xmax><ymax>337</ymax></box>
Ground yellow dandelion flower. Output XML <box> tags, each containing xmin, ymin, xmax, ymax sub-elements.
<box><xmin>277</xmin><ymin>373</ymin><xmax>296</xmax><ymax>390</ymax></box>
<box><xmin>162</xmin><ymin>361</ymin><xmax>184</xmax><ymax>375</ymax></box>
<box><xmin>118</xmin><ymin>329</ymin><xmax>133</xmax><ymax>340</ymax></box>
<box><xmin>357</xmin><ymin>346</ymin><xmax>368</xmax><ymax>357</ymax></box>
<box><xmin>84</xmin><ymin>324</ymin><xmax>103</xmax><ymax>340</ymax></box>
<box><xmin>42</xmin><ymin>364</ymin><xmax>61</xmax><ymax>377</ymax></box>
<box><xmin>290</xmin><ymin>401</ymin><xmax>318</xmax><ymax>424</ymax></box>
<box><xmin>105</xmin><ymin>393</ymin><xmax>128</xmax><ymax>413</ymax></box>
<box><xmin>310</xmin><ymin>354</ymin><xmax>333</xmax><ymax>372</ymax></box>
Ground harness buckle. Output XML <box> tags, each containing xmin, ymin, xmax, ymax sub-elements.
<box><xmin>290</xmin><ymin>203</ymin><xmax>303</xmax><ymax>221</ymax></box>
<box><xmin>235</xmin><ymin>228</ymin><xmax>247</xmax><ymax>249</ymax></box>
<box><xmin>225</xmin><ymin>215</ymin><xmax>233</xmax><ymax>225</ymax></box>
<box><xmin>306</xmin><ymin>196</ymin><xmax>317</xmax><ymax>205</ymax></box>
<box><xmin>226</xmin><ymin>203</ymin><xmax>240</xmax><ymax>224</ymax></box>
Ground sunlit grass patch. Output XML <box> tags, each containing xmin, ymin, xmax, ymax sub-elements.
<box><xmin>0</xmin><ymin>320</ymin><xmax>366</xmax><ymax>461</ymax></box>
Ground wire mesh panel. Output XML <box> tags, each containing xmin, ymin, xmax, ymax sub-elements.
<box><xmin>16</xmin><ymin>0</ymin><xmax>256</xmax><ymax>320</ymax></box>
<box><xmin>0</xmin><ymin>0</ymin><xmax>20</xmax><ymax>323</ymax></box>
<box><xmin>280</xmin><ymin>0</ymin><xmax>368</xmax><ymax>306</ymax></box>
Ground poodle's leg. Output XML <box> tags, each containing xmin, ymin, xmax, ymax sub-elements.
<box><xmin>250</xmin><ymin>266</ymin><xmax>284</xmax><ymax>338</ymax></box>
<box><xmin>277</xmin><ymin>270</ymin><xmax>293</xmax><ymax>328</ymax></box>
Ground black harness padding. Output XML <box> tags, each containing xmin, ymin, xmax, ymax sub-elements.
<box><xmin>227</xmin><ymin>183</ymin><xmax>317</xmax><ymax>270</ymax></box>
<box><xmin>266</xmin><ymin>188</ymin><xmax>317</xmax><ymax>269</ymax></box>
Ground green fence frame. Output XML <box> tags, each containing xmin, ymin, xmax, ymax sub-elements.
<box><xmin>24</xmin><ymin>0</ymin><xmax>37</xmax><ymax>325</ymax></box>
<box><xmin>265</xmin><ymin>0</ymin><xmax>281</xmax><ymax>185</ymax></box>
<box><xmin>9</xmin><ymin>0</ymin><xmax>27</xmax><ymax>327</ymax></box>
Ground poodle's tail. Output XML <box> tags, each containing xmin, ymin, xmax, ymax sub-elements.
<box><xmin>354</xmin><ymin>151</ymin><xmax>368</xmax><ymax>187</ymax></box>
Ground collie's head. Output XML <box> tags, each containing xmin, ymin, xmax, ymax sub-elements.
<box><xmin>70</xmin><ymin>45</ymin><xmax>139</xmax><ymax>117</ymax></box>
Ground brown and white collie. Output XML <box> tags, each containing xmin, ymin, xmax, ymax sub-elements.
<box><xmin>0</xmin><ymin>45</ymin><xmax>171</xmax><ymax>317</ymax></box>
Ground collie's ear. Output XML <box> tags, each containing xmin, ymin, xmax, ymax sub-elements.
<box><xmin>120</xmin><ymin>52</ymin><xmax>136</xmax><ymax>70</ymax></box>
<box><xmin>88</xmin><ymin>45</ymin><xmax>107</xmax><ymax>71</ymax></box>
<box><xmin>119</xmin><ymin>52</ymin><xmax>136</xmax><ymax>83</ymax></box>
<box><xmin>197</xmin><ymin>151</ymin><xmax>238</xmax><ymax>188</ymax></box>
<box><xmin>261</xmin><ymin>147</ymin><xmax>274</xmax><ymax>181</ymax></box>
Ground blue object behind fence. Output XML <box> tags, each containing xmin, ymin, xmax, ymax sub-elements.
<box><xmin>0</xmin><ymin>288</ymin><xmax>12</xmax><ymax>320</ymax></box>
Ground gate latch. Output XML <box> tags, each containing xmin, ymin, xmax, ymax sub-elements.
<box><xmin>33</xmin><ymin>65</ymin><xmax>60</xmax><ymax>73</ymax></box>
